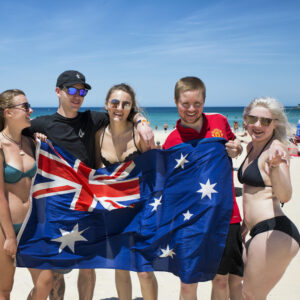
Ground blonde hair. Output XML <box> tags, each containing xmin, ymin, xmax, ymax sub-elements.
<box><xmin>0</xmin><ymin>89</ymin><xmax>26</xmax><ymax>130</ymax></box>
<box><xmin>243</xmin><ymin>97</ymin><xmax>292</xmax><ymax>143</ymax></box>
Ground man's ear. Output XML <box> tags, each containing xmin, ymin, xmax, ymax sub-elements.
<box><xmin>55</xmin><ymin>87</ymin><xmax>61</xmax><ymax>97</ymax></box>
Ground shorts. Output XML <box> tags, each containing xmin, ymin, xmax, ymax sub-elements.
<box><xmin>52</xmin><ymin>269</ymin><xmax>72</xmax><ymax>274</ymax></box>
<box><xmin>217</xmin><ymin>223</ymin><xmax>244</xmax><ymax>277</ymax></box>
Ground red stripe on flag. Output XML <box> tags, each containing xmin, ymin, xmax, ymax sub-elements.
<box><xmin>32</xmin><ymin>185</ymin><xmax>75</xmax><ymax>198</ymax></box>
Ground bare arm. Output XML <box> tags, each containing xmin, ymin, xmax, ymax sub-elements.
<box><xmin>0</xmin><ymin>153</ymin><xmax>17</xmax><ymax>256</ymax></box>
<box><xmin>133</xmin><ymin>113</ymin><xmax>155</xmax><ymax>150</ymax></box>
<box><xmin>265</xmin><ymin>140</ymin><xmax>292</xmax><ymax>203</ymax></box>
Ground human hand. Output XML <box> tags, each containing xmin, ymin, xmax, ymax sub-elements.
<box><xmin>225</xmin><ymin>140</ymin><xmax>242</xmax><ymax>158</ymax></box>
<box><xmin>34</xmin><ymin>132</ymin><xmax>48</xmax><ymax>142</ymax></box>
<box><xmin>4</xmin><ymin>237</ymin><xmax>17</xmax><ymax>257</ymax></box>
<box><xmin>264</xmin><ymin>141</ymin><xmax>289</xmax><ymax>174</ymax></box>
<box><xmin>137</xmin><ymin>121</ymin><xmax>155</xmax><ymax>150</ymax></box>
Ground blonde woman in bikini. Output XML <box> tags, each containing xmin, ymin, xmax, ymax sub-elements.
<box><xmin>238</xmin><ymin>97</ymin><xmax>300</xmax><ymax>299</ymax></box>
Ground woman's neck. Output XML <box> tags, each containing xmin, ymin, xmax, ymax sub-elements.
<box><xmin>2</xmin><ymin>125</ymin><xmax>22</xmax><ymax>142</ymax></box>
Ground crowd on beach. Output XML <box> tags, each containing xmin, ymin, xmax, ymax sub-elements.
<box><xmin>0</xmin><ymin>71</ymin><xmax>300</xmax><ymax>300</ymax></box>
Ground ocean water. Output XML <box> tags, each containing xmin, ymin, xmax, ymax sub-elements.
<box><xmin>31</xmin><ymin>106</ymin><xmax>300</xmax><ymax>131</ymax></box>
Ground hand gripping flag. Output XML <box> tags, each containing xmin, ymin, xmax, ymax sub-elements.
<box><xmin>17</xmin><ymin>138</ymin><xmax>233</xmax><ymax>283</ymax></box>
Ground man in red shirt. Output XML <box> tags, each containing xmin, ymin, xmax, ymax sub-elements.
<box><xmin>163</xmin><ymin>77</ymin><xmax>243</xmax><ymax>300</ymax></box>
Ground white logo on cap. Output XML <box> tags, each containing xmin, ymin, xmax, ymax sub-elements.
<box><xmin>76</xmin><ymin>73</ymin><xmax>81</xmax><ymax>79</ymax></box>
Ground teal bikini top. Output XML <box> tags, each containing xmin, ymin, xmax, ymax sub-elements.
<box><xmin>4</xmin><ymin>162</ymin><xmax>37</xmax><ymax>184</ymax></box>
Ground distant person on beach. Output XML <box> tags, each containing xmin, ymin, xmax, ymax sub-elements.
<box><xmin>0</xmin><ymin>90</ymin><xmax>50</xmax><ymax>300</ymax></box>
<box><xmin>163</xmin><ymin>123</ymin><xmax>168</xmax><ymax>131</ymax></box>
<box><xmin>95</xmin><ymin>83</ymin><xmax>157</xmax><ymax>300</ymax></box>
<box><xmin>163</xmin><ymin>76</ymin><xmax>244</xmax><ymax>300</ymax></box>
<box><xmin>238</xmin><ymin>97</ymin><xmax>300</xmax><ymax>299</ymax></box>
<box><xmin>24</xmin><ymin>70</ymin><xmax>154</xmax><ymax>300</ymax></box>
<box><xmin>233</xmin><ymin>121</ymin><xmax>239</xmax><ymax>133</ymax></box>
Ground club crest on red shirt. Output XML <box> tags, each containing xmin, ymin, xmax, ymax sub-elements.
<box><xmin>211</xmin><ymin>128</ymin><xmax>223</xmax><ymax>137</ymax></box>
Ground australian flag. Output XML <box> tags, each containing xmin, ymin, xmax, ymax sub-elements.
<box><xmin>16</xmin><ymin>138</ymin><xmax>233</xmax><ymax>283</ymax></box>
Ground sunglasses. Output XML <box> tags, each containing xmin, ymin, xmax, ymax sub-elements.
<box><xmin>65</xmin><ymin>87</ymin><xmax>88</xmax><ymax>97</ymax></box>
<box><xmin>109</xmin><ymin>99</ymin><xmax>132</xmax><ymax>110</ymax></box>
<box><xmin>8</xmin><ymin>102</ymin><xmax>31</xmax><ymax>112</ymax></box>
<box><xmin>246</xmin><ymin>115</ymin><xmax>275</xmax><ymax>127</ymax></box>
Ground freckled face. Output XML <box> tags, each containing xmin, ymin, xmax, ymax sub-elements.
<box><xmin>176</xmin><ymin>90</ymin><xmax>204</xmax><ymax>126</ymax></box>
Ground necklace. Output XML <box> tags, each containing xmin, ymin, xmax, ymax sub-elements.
<box><xmin>1</xmin><ymin>131</ymin><xmax>25</xmax><ymax>156</ymax></box>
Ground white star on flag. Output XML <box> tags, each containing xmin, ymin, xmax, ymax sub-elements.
<box><xmin>183</xmin><ymin>210</ymin><xmax>193</xmax><ymax>221</ymax></box>
<box><xmin>51</xmin><ymin>223</ymin><xmax>88</xmax><ymax>253</ymax></box>
<box><xmin>197</xmin><ymin>179</ymin><xmax>218</xmax><ymax>200</ymax></box>
<box><xmin>149</xmin><ymin>196</ymin><xmax>162</xmax><ymax>212</ymax></box>
<box><xmin>174</xmin><ymin>153</ymin><xmax>189</xmax><ymax>169</ymax></box>
<box><xmin>160</xmin><ymin>245</ymin><xmax>176</xmax><ymax>258</ymax></box>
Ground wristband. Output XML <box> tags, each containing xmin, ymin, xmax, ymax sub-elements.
<box><xmin>136</xmin><ymin>119</ymin><xmax>150</xmax><ymax>126</ymax></box>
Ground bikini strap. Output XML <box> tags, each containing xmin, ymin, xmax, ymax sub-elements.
<box><xmin>100</xmin><ymin>126</ymin><xmax>107</xmax><ymax>152</ymax></box>
<box><xmin>257</xmin><ymin>133</ymin><xmax>275</xmax><ymax>158</ymax></box>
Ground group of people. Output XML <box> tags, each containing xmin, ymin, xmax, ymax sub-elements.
<box><xmin>0</xmin><ymin>72</ymin><xmax>299</xmax><ymax>300</ymax></box>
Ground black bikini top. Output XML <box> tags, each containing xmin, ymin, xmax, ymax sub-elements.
<box><xmin>238</xmin><ymin>137</ymin><xmax>273</xmax><ymax>187</ymax></box>
<box><xmin>99</xmin><ymin>125</ymin><xmax>141</xmax><ymax>167</ymax></box>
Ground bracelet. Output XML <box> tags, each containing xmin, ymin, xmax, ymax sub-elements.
<box><xmin>136</xmin><ymin>119</ymin><xmax>150</xmax><ymax>126</ymax></box>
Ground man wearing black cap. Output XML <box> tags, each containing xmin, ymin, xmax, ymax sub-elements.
<box><xmin>26</xmin><ymin>70</ymin><xmax>154</xmax><ymax>300</ymax></box>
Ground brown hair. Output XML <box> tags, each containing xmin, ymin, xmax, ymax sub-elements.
<box><xmin>0</xmin><ymin>89</ymin><xmax>26</xmax><ymax>130</ymax></box>
<box><xmin>174</xmin><ymin>76</ymin><xmax>206</xmax><ymax>103</ymax></box>
<box><xmin>105</xmin><ymin>83</ymin><xmax>140</xmax><ymax>121</ymax></box>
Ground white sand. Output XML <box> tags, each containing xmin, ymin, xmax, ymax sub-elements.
<box><xmin>12</xmin><ymin>130</ymin><xmax>300</xmax><ymax>299</ymax></box>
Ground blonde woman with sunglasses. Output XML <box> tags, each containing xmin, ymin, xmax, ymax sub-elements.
<box><xmin>0</xmin><ymin>89</ymin><xmax>52</xmax><ymax>300</ymax></box>
<box><xmin>95</xmin><ymin>83</ymin><xmax>157</xmax><ymax>300</ymax></box>
<box><xmin>238</xmin><ymin>97</ymin><xmax>300</xmax><ymax>299</ymax></box>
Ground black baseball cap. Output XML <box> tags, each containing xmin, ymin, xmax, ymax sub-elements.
<box><xmin>56</xmin><ymin>70</ymin><xmax>92</xmax><ymax>90</ymax></box>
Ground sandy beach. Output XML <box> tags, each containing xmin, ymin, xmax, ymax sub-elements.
<box><xmin>12</xmin><ymin>130</ymin><xmax>300</xmax><ymax>299</ymax></box>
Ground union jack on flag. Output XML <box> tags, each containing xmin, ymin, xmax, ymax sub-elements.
<box><xmin>32</xmin><ymin>142</ymin><xmax>140</xmax><ymax>212</ymax></box>
<box><xmin>17</xmin><ymin>138</ymin><xmax>233</xmax><ymax>283</ymax></box>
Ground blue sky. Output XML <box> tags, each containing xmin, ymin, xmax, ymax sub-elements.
<box><xmin>1</xmin><ymin>0</ymin><xmax>300</xmax><ymax>107</ymax></box>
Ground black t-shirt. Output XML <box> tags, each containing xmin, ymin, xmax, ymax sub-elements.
<box><xmin>27</xmin><ymin>110</ymin><xmax>109</xmax><ymax>168</ymax></box>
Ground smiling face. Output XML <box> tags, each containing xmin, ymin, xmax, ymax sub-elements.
<box><xmin>246</xmin><ymin>106</ymin><xmax>276</xmax><ymax>142</ymax></box>
<box><xmin>105</xmin><ymin>90</ymin><xmax>133</xmax><ymax>123</ymax></box>
<box><xmin>176</xmin><ymin>89</ymin><xmax>204</xmax><ymax>127</ymax></box>
<box><xmin>7</xmin><ymin>94</ymin><xmax>33</xmax><ymax>129</ymax></box>
<box><xmin>56</xmin><ymin>83</ymin><xmax>85</xmax><ymax>117</ymax></box>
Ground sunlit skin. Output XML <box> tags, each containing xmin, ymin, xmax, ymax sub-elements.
<box><xmin>7</xmin><ymin>95</ymin><xmax>33</xmax><ymax>131</ymax></box>
<box><xmin>176</xmin><ymin>90</ymin><xmax>204</xmax><ymax>132</ymax></box>
<box><xmin>246</xmin><ymin>106</ymin><xmax>276</xmax><ymax>145</ymax></box>
<box><xmin>56</xmin><ymin>83</ymin><xmax>85</xmax><ymax>118</ymax></box>
<box><xmin>105</xmin><ymin>90</ymin><xmax>132</xmax><ymax>124</ymax></box>
<box><xmin>240</xmin><ymin>103</ymin><xmax>298</xmax><ymax>300</ymax></box>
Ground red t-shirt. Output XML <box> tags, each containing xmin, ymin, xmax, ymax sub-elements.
<box><xmin>163</xmin><ymin>113</ymin><xmax>242</xmax><ymax>224</ymax></box>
